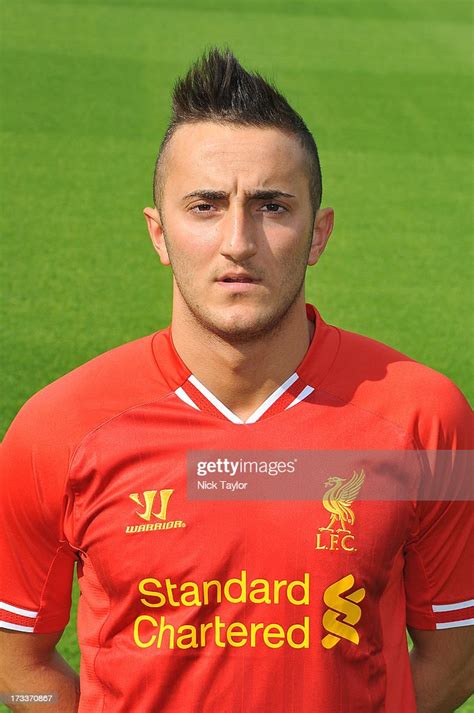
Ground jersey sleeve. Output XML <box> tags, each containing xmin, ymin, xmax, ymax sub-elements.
<box><xmin>404</xmin><ymin>376</ymin><xmax>474</xmax><ymax>630</ymax></box>
<box><xmin>0</xmin><ymin>333</ymin><xmax>162</xmax><ymax>634</ymax></box>
<box><xmin>0</xmin><ymin>394</ymin><xmax>77</xmax><ymax>634</ymax></box>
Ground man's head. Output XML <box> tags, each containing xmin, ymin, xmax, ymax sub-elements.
<box><xmin>153</xmin><ymin>48</ymin><xmax>323</xmax><ymax>215</ymax></box>
<box><xmin>145</xmin><ymin>49</ymin><xmax>333</xmax><ymax>343</ymax></box>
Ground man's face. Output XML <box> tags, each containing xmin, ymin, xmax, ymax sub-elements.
<box><xmin>145</xmin><ymin>122</ymin><xmax>333</xmax><ymax>342</ymax></box>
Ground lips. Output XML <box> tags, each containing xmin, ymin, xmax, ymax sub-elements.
<box><xmin>218</xmin><ymin>272</ymin><xmax>260</xmax><ymax>283</ymax></box>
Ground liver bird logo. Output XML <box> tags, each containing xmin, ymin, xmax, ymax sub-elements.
<box><xmin>319</xmin><ymin>470</ymin><xmax>365</xmax><ymax>533</ymax></box>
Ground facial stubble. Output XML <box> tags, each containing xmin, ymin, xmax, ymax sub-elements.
<box><xmin>162</xmin><ymin>228</ymin><xmax>313</xmax><ymax>346</ymax></box>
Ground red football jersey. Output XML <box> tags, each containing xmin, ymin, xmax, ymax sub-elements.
<box><xmin>1</xmin><ymin>305</ymin><xmax>472</xmax><ymax>713</ymax></box>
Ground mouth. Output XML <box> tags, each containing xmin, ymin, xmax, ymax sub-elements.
<box><xmin>217</xmin><ymin>273</ymin><xmax>261</xmax><ymax>284</ymax></box>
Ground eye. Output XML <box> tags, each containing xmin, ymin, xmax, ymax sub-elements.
<box><xmin>190</xmin><ymin>203</ymin><xmax>215</xmax><ymax>213</ymax></box>
<box><xmin>261</xmin><ymin>203</ymin><xmax>286</xmax><ymax>213</ymax></box>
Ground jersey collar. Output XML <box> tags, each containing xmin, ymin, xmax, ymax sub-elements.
<box><xmin>151</xmin><ymin>304</ymin><xmax>340</xmax><ymax>424</ymax></box>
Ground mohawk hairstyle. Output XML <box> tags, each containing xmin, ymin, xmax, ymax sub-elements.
<box><xmin>153</xmin><ymin>48</ymin><xmax>322</xmax><ymax>211</ymax></box>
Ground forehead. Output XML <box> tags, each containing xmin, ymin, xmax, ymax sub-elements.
<box><xmin>163</xmin><ymin>122</ymin><xmax>310</xmax><ymax>194</ymax></box>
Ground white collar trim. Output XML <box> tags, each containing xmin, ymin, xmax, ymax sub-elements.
<box><xmin>187</xmin><ymin>371</ymin><xmax>301</xmax><ymax>424</ymax></box>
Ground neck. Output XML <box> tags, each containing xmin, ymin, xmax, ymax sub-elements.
<box><xmin>170</xmin><ymin>296</ymin><xmax>314</xmax><ymax>421</ymax></box>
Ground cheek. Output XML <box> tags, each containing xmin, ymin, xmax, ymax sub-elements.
<box><xmin>166</xmin><ymin>241</ymin><xmax>216</xmax><ymax>289</ymax></box>
<box><xmin>264</xmin><ymin>213</ymin><xmax>311</xmax><ymax>246</ymax></box>
<box><xmin>264</xmin><ymin>229</ymin><xmax>312</xmax><ymax>267</ymax></box>
<box><xmin>169</xmin><ymin>219</ymin><xmax>220</xmax><ymax>258</ymax></box>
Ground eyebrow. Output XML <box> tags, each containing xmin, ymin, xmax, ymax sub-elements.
<box><xmin>181</xmin><ymin>189</ymin><xmax>296</xmax><ymax>202</ymax></box>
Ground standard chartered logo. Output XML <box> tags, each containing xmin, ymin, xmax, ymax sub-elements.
<box><xmin>131</xmin><ymin>570</ymin><xmax>366</xmax><ymax>651</ymax></box>
<box><xmin>321</xmin><ymin>574</ymin><xmax>366</xmax><ymax>649</ymax></box>
<box><xmin>133</xmin><ymin>570</ymin><xmax>310</xmax><ymax>650</ymax></box>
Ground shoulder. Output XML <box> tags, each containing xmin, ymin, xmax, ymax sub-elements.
<box><xmin>2</xmin><ymin>330</ymin><xmax>172</xmax><ymax>450</ymax></box>
<box><xmin>321</xmin><ymin>322</ymin><xmax>472</xmax><ymax>448</ymax></box>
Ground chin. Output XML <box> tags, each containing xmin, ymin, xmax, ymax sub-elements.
<box><xmin>182</xmin><ymin>288</ymin><xmax>303</xmax><ymax>342</ymax></box>
<box><xmin>202</xmin><ymin>309</ymin><xmax>283</xmax><ymax>343</ymax></box>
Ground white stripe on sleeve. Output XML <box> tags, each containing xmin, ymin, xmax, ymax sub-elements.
<box><xmin>432</xmin><ymin>599</ymin><xmax>474</xmax><ymax>613</ymax></box>
<box><xmin>0</xmin><ymin>601</ymin><xmax>38</xmax><ymax>618</ymax></box>
<box><xmin>0</xmin><ymin>620</ymin><xmax>35</xmax><ymax>633</ymax></box>
<box><xmin>435</xmin><ymin>618</ymin><xmax>474</xmax><ymax>630</ymax></box>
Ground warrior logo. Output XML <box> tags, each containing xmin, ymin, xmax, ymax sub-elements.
<box><xmin>125</xmin><ymin>489</ymin><xmax>186</xmax><ymax>534</ymax></box>
<box><xmin>321</xmin><ymin>574</ymin><xmax>366</xmax><ymax>649</ymax></box>
<box><xmin>129</xmin><ymin>489</ymin><xmax>174</xmax><ymax>521</ymax></box>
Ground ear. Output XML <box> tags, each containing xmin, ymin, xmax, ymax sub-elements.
<box><xmin>307</xmin><ymin>208</ymin><xmax>334</xmax><ymax>266</ymax></box>
<box><xmin>143</xmin><ymin>207</ymin><xmax>171</xmax><ymax>266</ymax></box>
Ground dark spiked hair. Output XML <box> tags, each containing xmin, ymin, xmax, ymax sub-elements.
<box><xmin>153</xmin><ymin>48</ymin><xmax>322</xmax><ymax>211</ymax></box>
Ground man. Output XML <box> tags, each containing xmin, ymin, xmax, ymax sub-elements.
<box><xmin>0</xmin><ymin>49</ymin><xmax>472</xmax><ymax>713</ymax></box>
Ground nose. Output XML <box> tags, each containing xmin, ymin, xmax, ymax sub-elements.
<box><xmin>219</xmin><ymin>204</ymin><xmax>257</xmax><ymax>263</ymax></box>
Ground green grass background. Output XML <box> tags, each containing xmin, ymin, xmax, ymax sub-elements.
<box><xmin>1</xmin><ymin>0</ymin><xmax>472</xmax><ymax>710</ymax></box>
